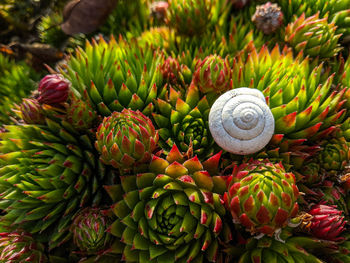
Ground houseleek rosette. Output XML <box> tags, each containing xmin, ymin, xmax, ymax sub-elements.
<box><xmin>276</xmin><ymin>0</ymin><xmax>350</xmax><ymax>38</ymax></box>
<box><xmin>225</xmin><ymin>160</ymin><xmax>299</xmax><ymax>235</ymax></box>
<box><xmin>152</xmin><ymin>85</ymin><xmax>215</xmax><ymax>159</ymax></box>
<box><xmin>166</xmin><ymin>0</ymin><xmax>213</xmax><ymax>36</ymax></box>
<box><xmin>0</xmin><ymin>107</ymin><xmax>116</xmax><ymax>248</ymax></box>
<box><xmin>0</xmin><ymin>232</ymin><xmax>47</xmax><ymax>262</ymax></box>
<box><xmin>226</xmin><ymin>229</ymin><xmax>324</xmax><ymax>263</ymax></box>
<box><xmin>192</xmin><ymin>55</ymin><xmax>232</xmax><ymax>94</ymax></box>
<box><xmin>95</xmin><ymin>109</ymin><xmax>159</xmax><ymax>172</ymax></box>
<box><xmin>285</xmin><ymin>13</ymin><xmax>342</xmax><ymax>58</ymax></box>
<box><xmin>65</xmin><ymin>93</ymin><xmax>98</xmax><ymax>131</ymax></box>
<box><xmin>71</xmin><ymin>207</ymin><xmax>113</xmax><ymax>255</ymax></box>
<box><xmin>231</xmin><ymin>45</ymin><xmax>348</xmax><ymax>141</ymax></box>
<box><xmin>319</xmin><ymin>137</ymin><xmax>350</xmax><ymax>176</ymax></box>
<box><xmin>105</xmin><ymin>145</ymin><xmax>228</xmax><ymax>262</ymax></box>
<box><xmin>60</xmin><ymin>37</ymin><xmax>164</xmax><ymax>117</ymax></box>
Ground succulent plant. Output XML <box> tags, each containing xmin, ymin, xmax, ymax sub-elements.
<box><xmin>20</xmin><ymin>98</ymin><xmax>45</xmax><ymax>125</ymax></box>
<box><xmin>152</xmin><ymin>85</ymin><xmax>216</xmax><ymax>159</ymax></box>
<box><xmin>284</xmin><ymin>13</ymin><xmax>343</xmax><ymax>58</ymax></box>
<box><xmin>65</xmin><ymin>93</ymin><xmax>98</xmax><ymax>131</ymax></box>
<box><xmin>95</xmin><ymin>109</ymin><xmax>159</xmax><ymax>172</ymax></box>
<box><xmin>0</xmin><ymin>232</ymin><xmax>47</xmax><ymax>262</ymax></box>
<box><xmin>60</xmin><ymin>37</ymin><xmax>164</xmax><ymax>117</ymax></box>
<box><xmin>37</xmin><ymin>74</ymin><xmax>70</xmax><ymax>106</ymax></box>
<box><xmin>307</xmin><ymin>204</ymin><xmax>346</xmax><ymax>241</ymax></box>
<box><xmin>318</xmin><ymin>137</ymin><xmax>350</xmax><ymax>176</ymax></box>
<box><xmin>160</xmin><ymin>56</ymin><xmax>191</xmax><ymax>88</ymax></box>
<box><xmin>71</xmin><ymin>207</ymin><xmax>112</xmax><ymax>255</ymax></box>
<box><xmin>2</xmin><ymin>0</ymin><xmax>350</xmax><ymax>261</ymax></box>
<box><xmin>276</xmin><ymin>0</ymin><xmax>350</xmax><ymax>39</ymax></box>
<box><xmin>192</xmin><ymin>55</ymin><xmax>232</xmax><ymax>94</ymax></box>
<box><xmin>166</xmin><ymin>0</ymin><xmax>213</xmax><ymax>36</ymax></box>
<box><xmin>298</xmin><ymin>161</ymin><xmax>322</xmax><ymax>186</ymax></box>
<box><xmin>225</xmin><ymin>229</ymin><xmax>324</xmax><ymax>263</ymax></box>
<box><xmin>225</xmin><ymin>159</ymin><xmax>299</xmax><ymax>236</ymax></box>
<box><xmin>0</xmin><ymin>106</ymin><xmax>117</xmax><ymax>248</ymax></box>
<box><xmin>105</xmin><ymin>144</ymin><xmax>228</xmax><ymax>262</ymax></box>
<box><xmin>252</xmin><ymin>2</ymin><xmax>284</xmax><ymax>35</ymax></box>
<box><xmin>231</xmin><ymin>45</ymin><xmax>348</xmax><ymax>141</ymax></box>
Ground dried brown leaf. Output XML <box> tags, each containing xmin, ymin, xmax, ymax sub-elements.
<box><xmin>61</xmin><ymin>0</ymin><xmax>118</xmax><ymax>35</ymax></box>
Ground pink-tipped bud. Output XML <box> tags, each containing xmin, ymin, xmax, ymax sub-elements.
<box><xmin>38</xmin><ymin>74</ymin><xmax>70</xmax><ymax>105</ymax></box>
<box><xmin>20</xmin><ymin>98</ymin><xmax>45</xmax><ymax>124</ymax></box>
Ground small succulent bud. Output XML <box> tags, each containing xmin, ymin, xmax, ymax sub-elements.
<box><xmin>71</xmin><ymin>207</ymin><xmax>112</xmax><ymax>255</ymax></box>
<box><xmin>66</xmin><ymin>94</ymin><xmax>98</xmax><ymax>131</ymax></box>
<box><xmin>252</xmin><ymin>2</ymin><xmax>283</xmax><ymax>35</ymax></box>
<box><xmin>38</xmin><ymin>74</ymin><xmax>70</xmax><ymax>105</ymax></box>
<box><xmin>192</xmin><ymin>55</ymin><xmax>232</xmax><ymax>94</ymax></box>
<box><xmin>20</xmin><ymin>98</ymin><xmax>46</xmax><ymax>124</ymax></box>
<box><xmin>161</xmin><ymin>56</ymin><xmax>181</xmax><ymax>85</ymax></box>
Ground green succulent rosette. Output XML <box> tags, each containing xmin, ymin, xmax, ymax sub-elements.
<box><xmin>65</xmin><ymin>93</ymin><xmax>98</xmax><ymax>131</ymax></box>
<box><xmin>160</xmin><ymin>56</ymin><xmax>192</xmax><ymax>88</ymax></box>
<box><xmin>225</xmin><ymin>229</ymin><xmax>323</xmax><ymax>263</ymax></box>
<box><xmin>276</xmin><ymin>0</ymin><xmax>350</xmax><ymax>39</ymax></box>
<box><xmin>0</xmin><ymin>106</ymin><xmax>117</xmax><ymax>248</ymax></box>
<box><xmin>231</xmin><ymin>44</ymin><xmax>348</xmax><ymax>141</ymax></box>
<box><xmin>297</xmin><ymin>161</ymin><xmax>322</xmax><ymax>185</ymax></box>
<box><xmin>152</xmin><ymin>85</ymin><xmax>216</xmax><ymax>159</ymax></box>
<box><xmin>192</xmin><ymin>55</ymin><xmax>232</xmax><ymax>94</ymax></box>
<box><xmin>95</xmin><ymin>109</ymin><xmax>159</xmax><ymax>172</ymax></box>
<box><xmin>166</xmin><ymin>0</ymin><xmax>213</xmax><ymax>36</ymax></box>
<box><xmin>285</xmin><ymin>13</ymin><xmax>342</xmax><ymax>58</ymax></box>
<box><xmin>105</xmin><ymin>145</ymin><xmax>228</xmax><ymax>263</ymax></box>
<box><xmin>0</xmin><ymin>232</ymin><xmax>48</xmax><ymax>263</ymax></box>
<box><xmin>319</xmin><ymin>137</ymin><xmax>350</xmax><ymax>176</ymax></box>
<box><xmin>225</xmin><ymin>159</ymin><xmax>299</xmax><ymax>236</ymax></box>
<box><xmin>71</xmin><ymin>207</ymin><xmax>113</xmax><ymax>255</ymax></box>
<box><xmin>60</xmin><ymin>37</ymin><xmax>164</xmax><ymax>117</ymax></box>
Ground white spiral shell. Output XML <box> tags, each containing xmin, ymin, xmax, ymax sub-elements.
<box><xmin>209</xmin><ymin>87</ymin><xmax>275</xmax><ymax>155</ymax></box>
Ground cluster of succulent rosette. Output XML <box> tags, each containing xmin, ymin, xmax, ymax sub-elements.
<box><xmin>1</xmin><ymin>0</ymin><xmax>350</xmax><ymax>262</ymax></box>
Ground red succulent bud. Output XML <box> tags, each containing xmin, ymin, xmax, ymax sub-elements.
<box><xmin>308</xmin><ymin>204</ymin><xmax>346</xmax><ymax>242</ymax></box>
<box><xmin>37</xmin><ymin>74</ymin><xmax>70</xmax><ymax>105</ymax></box>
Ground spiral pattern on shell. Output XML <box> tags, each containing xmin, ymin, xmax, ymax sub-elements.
<box><xmin>209</xmin><ymin>88</ymin><xmax>275</xmax><ymax>155</ymax></box>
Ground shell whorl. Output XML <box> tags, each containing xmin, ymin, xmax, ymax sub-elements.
<box><xmin>209</xmin><ymin>88</ymin><xmax>275</xmax><ymax>155</ymax></box>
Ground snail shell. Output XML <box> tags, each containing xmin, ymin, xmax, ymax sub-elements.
<box><xmin>209</xmin><ymin>88</ymin><xmax>274</xmax><ymax>155</ymax></box>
